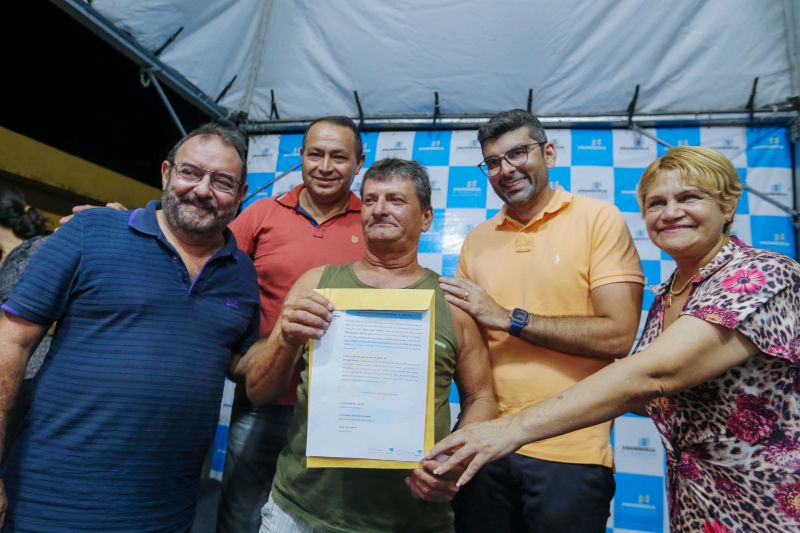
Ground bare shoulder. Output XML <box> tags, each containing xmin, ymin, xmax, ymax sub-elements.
<box><xmin>446</xmin><ymin>300</ymin><xmax>483</xmax><ymax>352</ymax></box>
<box><xmin>291</xmin><ymin>265</ymin><xmax>327</xmax><ymax>293</ymax></box>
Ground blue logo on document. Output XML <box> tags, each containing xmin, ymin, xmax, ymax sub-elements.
<box><xmin>572</xmin><ymin>129</ymin><xmax>613</xmax><ymax>166</ymax></box>
<box><xmin>413</xmin><ymin>131</ymin><xmax>452</xmax><ymax>166</ymax></box>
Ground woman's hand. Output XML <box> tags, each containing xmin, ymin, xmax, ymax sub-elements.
<box><xmin>424</xmin><ymin>417</ymin><xmax>523</xmax><ymax>487</ymax></box>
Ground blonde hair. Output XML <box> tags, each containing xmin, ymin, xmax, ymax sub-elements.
<box><xmin>637</xmin><ymin>146</ymin><xmax>742</xmax><ymax>233</ymax></box>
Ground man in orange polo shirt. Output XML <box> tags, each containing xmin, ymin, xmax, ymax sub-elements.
<box><xmin>218</xmin><ymin>116</ymin><xmax>367</xmax><ymax>533</ymax></box>
<box><xmin>439</xmin><ymin>109</ymin><xmax>644</xmax><ymax>532</ymax></box>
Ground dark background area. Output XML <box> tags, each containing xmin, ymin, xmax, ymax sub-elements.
<box><xmin>2</xmin><ymin>0</ymin><xmax>212</xmax><ymax>188</ymax></box>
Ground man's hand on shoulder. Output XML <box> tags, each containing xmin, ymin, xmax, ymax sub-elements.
<box><xmin>439</xmin><ymin>276</ymin><xmax>509</xmax><ymax>332</ymax></box>
<box><xmin>58</xmin><ymin>202</ymin><xmax>127</xmax><ymax>226</ymax></box>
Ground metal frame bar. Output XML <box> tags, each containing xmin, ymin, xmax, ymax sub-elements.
<box><xmin>243</xmin><ymin>110</ymin><xmax>796</xmax><ymax>134</ymax></box>
<box><xmin>52</xmin><ymin>0</ymin><xmax>234</xmax><ymax>123</ymax></box>
<box><xmin>143</xmin><ymin>71</ymin><xmax>187</xmax><ymax>136</ymax></box>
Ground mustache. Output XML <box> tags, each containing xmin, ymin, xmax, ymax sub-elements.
<box><xmin>365</xmin><ymin>215</ymin><xmax>399</xmax><ymax>227</ymax></box>
<box><xmin>178</xmin><ymin>192</ymin><xmax>216</xmax><ymax>210</ymax></box>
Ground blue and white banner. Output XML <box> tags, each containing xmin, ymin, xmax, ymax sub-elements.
<box><xmin>211</xmin><ymin>126</ymin><xmax>796</xmax><ymax>533</ymax></box>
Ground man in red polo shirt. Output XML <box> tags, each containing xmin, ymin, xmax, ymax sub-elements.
<box><xmin>217</xmin><ymin>116</ymin><xmax>367</xmax><ymax>533</ymax></box>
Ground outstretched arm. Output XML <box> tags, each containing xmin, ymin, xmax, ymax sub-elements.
<box><xmin>243</xmin><ymin>267</ymin><xmax>327</xmax><ymax>405</ymax></box>
<box><xmin>426</xmin><ymin>314</ymin><xmax>758</xmax><ymax>487</ymax></box>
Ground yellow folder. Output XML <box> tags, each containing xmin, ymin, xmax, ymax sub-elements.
<box><xmin>307</xmin><ymin>288</ymin><xmax>436</xmax><ymax>469</ymax></box>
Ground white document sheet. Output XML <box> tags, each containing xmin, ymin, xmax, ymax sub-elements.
<box><xmin>306</xmin><ymin>308</ymin><xmax>431</xmax><ymax>462</ymax></box>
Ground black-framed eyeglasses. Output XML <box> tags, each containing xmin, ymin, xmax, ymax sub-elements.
<box><xmin>477</xmin><ymin>143</ymin><xmax>543</xmax><ymax>177</ymax></box>
<box><xmin>169</xmin><ymin>161</ymin><xmax>241</xmax><ymax>194</ymax></box>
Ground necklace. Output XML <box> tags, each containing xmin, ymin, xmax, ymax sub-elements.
<box><xmin>666</xmin><ymin>269</ymin><xmax>699</xmax><ymax>308</ymax></box>
<box><xmin>665</xmin><ymin>235</ymin><xmax>729</xmax><ymax>308</ymax></box>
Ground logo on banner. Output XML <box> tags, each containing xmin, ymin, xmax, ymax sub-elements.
<box><xmin>550</xmin><ymin>137</ymin><xmax>566</xmax><ymax>151</ymax></box>
<box><xmin>454</xmin><ymin>180</ymin><xmax>480</xmax><ymax>195</ymax></box>
<box><xmin>621</xmin><ymin>493</ymin><xmax>657</xmax><ymax>511</ymax></box>
<box><xmin>709</xmin><ymin>137</ymin><xmax>741</xmax><ymax>152</ymax></box>
<box><xmin>768</xmin><ymin>233</ymin><xmax>787</xmax><ymax>243</ymax></box>
<box><xmin>621</xmin><ymin>134</ymin><xmax>648</xmax><ymax>152</ymax></box>
<box><xmin>252</xmin><ymin>146</ymin><xmax>276</xmax><ymax>160</ymax></box>
<box><xmin>677</xmin><ymin>139</ymin><xmax>690</xmax><ymax>146</ymax></box>
<box><xmin>456</xmin><ymin>139</ymin><xmax>481</xmax><ymax>152</ymax></box>
<box><xmin>754</xmin><ymin>136</ymin><xmax>784</xmax><ymax>149</ymax></box>
<box><xmin>419</xmin><ymin>140</ymin><xmax>443</xmax><ymax>151</ymax></box>
<box><xmin>621</xmin><ymin>436</ymin><xmax>657</xmax><ymax>458</ymax></box>
<box><xmin>287</xmin><ymin>147</ymin><xmax>301</xmax><ymax>157</ymax></box>
<box><xmin>384</xmin><ymin>141</ymin><xmax>406</xmax><ymax>152</ymax></box>
<box><xmin>577</xmin><ymin>138</ymin><xmax>606</xmax><ymax>151</ymax></box>
<box><xmin>577</xmin><ymin>181</ymin><xmax>608</xmax><ymax>194</ymax></box>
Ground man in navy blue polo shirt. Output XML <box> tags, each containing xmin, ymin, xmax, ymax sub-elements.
<box><xmin>0</xmin><ymin>123</ymin><xmax>260</xmax><ymax>532</ymax></box>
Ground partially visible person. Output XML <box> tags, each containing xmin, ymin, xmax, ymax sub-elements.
<box><xmin>0</xmin><ymin>186</ymin><xmax>52</xmax><ymax>461</ymax></box>
<box><xmin>218</xmin><ymin>116</ymin><xmax>368</xmax><ymax>533</ymax></box>
<box><xmin>0</xmin><ymin>186</ymin><xmax>50</xmax><ymax>264</ymax></box>
<box><xmin>0</xmin><ymin>123</ymin><xmax>260</xmax><ymax>532</ymax></box>
<box><xmin>438</xmin><ymin>109</ymin><xmax>644</xmax><ymax>532</ymax></box>
<box><xmin>245</xmin><ymin>158</ymin><xmax>497</xmax><ymax>533</ymax></box>
<box><xmin>429</xmin><ymin>146</ymin><xmax>800</xmax><ymax>532</ymax></box>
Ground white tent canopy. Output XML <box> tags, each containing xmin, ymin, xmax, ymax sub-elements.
<box><xmin>62</xmin><ymin>0</ymin><xmax>800</xmax><ymax>131</ymax></box>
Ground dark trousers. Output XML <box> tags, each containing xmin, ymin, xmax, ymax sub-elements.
<box><xmin>453</xmin><ymin>453</ymin><xmax>614</xmax><ymax>533</ymax></box>
<box><xmin>216</xmin><ymin>401</ymin><xmax>295</xmax><ymax>533</ymax></box>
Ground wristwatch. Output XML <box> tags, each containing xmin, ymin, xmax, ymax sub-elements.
<box><xmin>508</xmin><ymin>308</ymin><xmax>530</xmax><ymax>337</ymax></box>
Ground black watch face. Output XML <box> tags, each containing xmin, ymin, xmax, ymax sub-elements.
<box><xmin>511</xmin><ymin>308</ymin><xmax>528</xmax><ymax>322</ymax></box>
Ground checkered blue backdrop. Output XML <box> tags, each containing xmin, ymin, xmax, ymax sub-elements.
<box><xmin>211</xmin><ymin>126</ymin><xmax>795</xmax><ymax>533</ymax></box>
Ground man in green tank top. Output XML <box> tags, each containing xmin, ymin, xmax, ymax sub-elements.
<box><xmin>242</xmin><ymin>158</ymin><xmax>498</xmax><ymax>533</ymax></box>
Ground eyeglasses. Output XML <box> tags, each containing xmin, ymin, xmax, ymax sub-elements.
<box><xmin>477</xmin><ymin>143</ymin><xmax>543</xmax><ymax>177</ymax></box>
<box><xmin>170</xmin><ymin>161</ymin><xmax>240</xmax><ymax>194</ymax></box>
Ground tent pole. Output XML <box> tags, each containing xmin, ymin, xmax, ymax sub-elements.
<box><xmin>143</xmin><ymin>71</ymin><xmax>187</xmax><ymax>137</ymax></box>
<box><xmin>52</xmin><ymin>0</ymin><xmax>233</xmax><ymax>123</ymax></box>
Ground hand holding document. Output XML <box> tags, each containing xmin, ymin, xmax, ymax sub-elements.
<box><xmin>306</xmin><ymin>288</ymin><xmax>436</xmax><ymax>469</ymax></box>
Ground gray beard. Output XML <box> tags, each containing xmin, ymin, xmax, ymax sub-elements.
<box><xmin>161</xmin><ymin>189</ymin><xmax>237</xmax><ymax>237</ymax></box>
